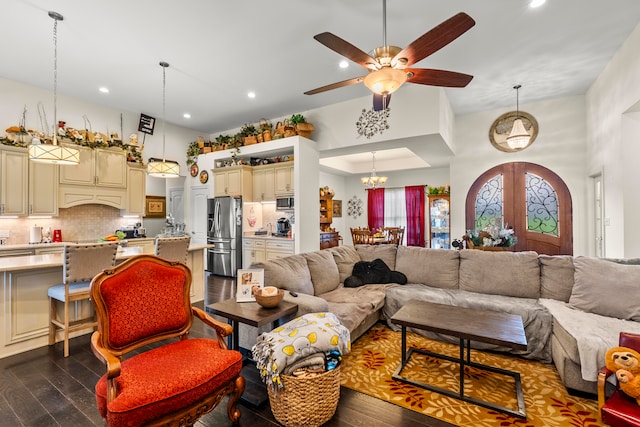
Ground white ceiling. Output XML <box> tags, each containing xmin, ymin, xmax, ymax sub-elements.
<box><xmin>3</xmin><ymin>0</ymin><xmax>640</xmax><ymax>173</ymax></box>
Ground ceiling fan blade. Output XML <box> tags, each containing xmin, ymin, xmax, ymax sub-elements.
<box><xmin>314</xmin><ymin>32</ymin><xmax>380</xmax><ymax>70</ymax></box>
<box><xmin>392</xmin><ymin>12</ymin><xmax>475</xmax><ymax>67</ymax></box>
<box><xmin>304</xmin><ymin>76</ymin><xmax>367</xmax><ymax>95</ymax></box>
<box><xmin>406</xmin><ymin>68</ymin><xmax>473</xmax><ymax>88</ymax></box>
<box><xmin>373</xmin><ymin>93</ymin><xmax>391</xmax><ymax>111</ymax></box>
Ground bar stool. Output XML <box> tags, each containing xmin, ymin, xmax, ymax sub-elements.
<box><xmin>48</xmin><ymin>241</ymin><xmax>119</xmax><ymax>357</ymax></box>
<box><xmin>154</xmin><ymin>236</ymin><xmax>190</xmax><ymax>263</ymax></box>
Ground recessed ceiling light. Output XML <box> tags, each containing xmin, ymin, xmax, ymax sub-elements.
<box><xmin>99</xmin><ymin>87</ymin><xmax>109</xmax><ymax>93</ymax></box>
<box><xmin>183</xmin><ymin>113</ymin><xmax>191</xmax><ymax>119</ymax></box>
<box><xmin>339</xmin><ymin>60</ymin><xmax>349</xmax><ymax>69</ymax></box>
<box><xmin>529</xmin><ymin>0</ymin><xmax>546</xmax><ymax>8</ymax></box>
<box><xmin>248</xmin><ymin>91</ymin><xmax>256</xmax><ymax>98</ymax></box>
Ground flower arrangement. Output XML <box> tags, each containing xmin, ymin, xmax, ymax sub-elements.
<box><xmin>466</xmin><ymin>224</ymin><xmax>517</xmax><ymax>248</ymax></box>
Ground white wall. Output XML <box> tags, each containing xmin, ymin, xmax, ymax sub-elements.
<box><xmin>451</xmin><ymin>96</ymin><xmax>588</xmax><ymax>255</ymax></box>
<box><xmin>586</xmin><ymin>21</ymin><xmax>640</xmax><ymax>258</ymax></box>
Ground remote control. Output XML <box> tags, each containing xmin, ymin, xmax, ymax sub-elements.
<box><xmin>289</xmin><ymin>291</ymin><xmax>298</xmax><ymax>297</ymax></box>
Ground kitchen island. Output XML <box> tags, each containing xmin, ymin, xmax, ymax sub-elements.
<box><xmin>0</xmin><ymin>243</ymin><xmax>210</xmax><ymax>359</ymax></box>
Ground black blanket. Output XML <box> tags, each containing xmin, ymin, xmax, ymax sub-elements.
<box><xmin>344</xmin><ymin>258</ymin><xmax>407</xmax><ymax>288</ymax></box>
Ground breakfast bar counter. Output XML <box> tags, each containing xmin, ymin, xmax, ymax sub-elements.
<box><xmin>0</xmin><ymin>244</ymin><xmax>210</xmax><ymax>359</ymax></box>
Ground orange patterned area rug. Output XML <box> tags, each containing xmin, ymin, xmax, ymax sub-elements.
<box><xmin>340</xmin><ymin>323</ymin><xmax>601</xmax><ymax>427</ymax></box>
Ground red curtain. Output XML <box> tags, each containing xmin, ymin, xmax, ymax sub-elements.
<box><xmin>367</xmin><ymin>189</ymin><xmax>385</xmax><ymax>231</ymax></box>
<box><xmin>405</xmin><ymin>185</ymin><xmax>425</xmax><ymax>246</ymax></box>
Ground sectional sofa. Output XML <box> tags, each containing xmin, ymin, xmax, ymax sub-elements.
<box><xmin>248</xmin><ymin>244</ymin><xmax>640</xmax><ymax>395</ymax></box>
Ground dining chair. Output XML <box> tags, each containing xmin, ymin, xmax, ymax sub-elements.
<box><xmin>351</xmin><ymin>227</ymin><xmax>373</xmax><ymax>245</ymax></box>
<box><xmin>598</xmin><ymin>332</ymin><xmax>640</xmax><ymax>426</ymax></box>
<box><xmin>154</xmin><ymin>235</ymin><xmax>191</xmax><ymax>263</ymax></box>
<box><xmin>48</xmin><ymin>241</ymin><xmax>119</xmax><ymax>357</ymax></box>
<box><xmin>90</xmin><ymin>254</ymin><xmax>244</xmax><ymax>426</ymax></box>
<box><xmin>383</xmin><ymin>227</ymin><xmax>405</xmax><ymax>245</ymax></box>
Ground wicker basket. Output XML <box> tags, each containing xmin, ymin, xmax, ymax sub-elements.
<box><xmin>243</xmin><ymin>135</ymin><xmax>258</xmax><ymax>146</ymax></box>
<box><xmin>268</xmin><ymin>367</ymin><xmax>340</xmax><ymax>427</ymax></box>
<box><xmin>295</xmin><ymin>122</ymin><xmax>314</xmax><ymax>139</ymax></box>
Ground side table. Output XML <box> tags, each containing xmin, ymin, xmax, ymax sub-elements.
<box><xmin>206</xmin><ymin>298</ymin><xmax>298</xmax><ymax>406</ymax></box>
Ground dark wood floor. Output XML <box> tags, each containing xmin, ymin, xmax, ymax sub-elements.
<box><xmin>0</xmin><ymin>273</ymin><xmax>452</xmax><ymax>427</ymax></box>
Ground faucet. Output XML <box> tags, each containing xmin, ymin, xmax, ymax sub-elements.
<box><xmin>266</xmin><ymin>223</ymin><xmax>273</xmax><ymax>235</ymax></box>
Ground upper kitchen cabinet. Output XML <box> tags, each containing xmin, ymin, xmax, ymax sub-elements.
<box><xmin>213</xmin><ymin>165</ymin><xmax>252</xmax><ymax>199</ymax></box>
<box><xmin>125</xmin><ymin>164</ymin><xmax>146</xmax><ymax>216</ymax></box>
<box><xmin>274</xmin><ymin>162</ymin><xmax>294</xmax><ymax>195</ymax></box>
<box><xmin>58</xmin><ymin>145</ymin><xmax>128</xmax><ymax>209</ymax></box>
<box><xmin>59</xmin><ymin>145</ymin><xmax>127</xmax><ymax>188</ymax></box>
<box><xmin>0</xmin><ymin>146</ymin><xmax>28</xmax><ymax>216</ymax></box>
<box><xmin>29</xmin><ymin>161</ymin><xmax>58</xmax><ymax>216</ymax></box>
<box><xmin>252</xmin><ymin>164</ymin><xmax>275</xmax><ymax>202</ymax></box>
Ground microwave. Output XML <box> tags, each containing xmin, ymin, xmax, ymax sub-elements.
<box><xmin>276</xmin><ymin>196</ymin><xmax>294</xmax><ymax>211</ymax></box>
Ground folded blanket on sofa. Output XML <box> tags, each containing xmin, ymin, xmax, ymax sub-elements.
<box><xmin>252</xmin><ymin>312</ymin><xmax>350</xmax><ymax>389</ymax></box>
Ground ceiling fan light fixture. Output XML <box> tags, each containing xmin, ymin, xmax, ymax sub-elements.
<box><xmin>364</xmin><ymin>68</ymin><xmax>407</xmax><ymax>95</ymax></box>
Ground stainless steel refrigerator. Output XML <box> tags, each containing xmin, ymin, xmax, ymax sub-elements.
<box><xmin>207</xmin><ymin>196</ymin><xmax>242</xmax><ymax>277</ymax></box>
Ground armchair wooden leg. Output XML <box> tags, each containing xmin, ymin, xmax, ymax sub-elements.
<box><xmin>48</xmin><ymin>298</ymin><xmax>56</xmax><ymax>345</ymax></box>
<box><xmin>63</xmin><ymin>301</ymin><xmax>70</xmax><ymax>358</ymax></box>
<box><xmin>227</xmin><ymin>376</ymin><xmax>245</xmax><ymax>424</ymax></box>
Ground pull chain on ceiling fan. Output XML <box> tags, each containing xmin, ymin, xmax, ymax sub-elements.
<box><xmin>305</xmin><ymin>0</ymin><xmax>476</xmax><ymax>111</ymax></box>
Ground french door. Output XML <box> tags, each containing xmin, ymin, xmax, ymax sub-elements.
<box><xmin>465</xmin><ymin>162</ymin><xmax>573</xmax><ymax>255</ymax></box>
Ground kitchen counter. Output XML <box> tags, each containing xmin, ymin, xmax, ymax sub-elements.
<box><xmin>243</xmin><ymin>232</ymin><xmax>294</xmax><ymax>241</ymax></box>
<box><xmin>0</xmin><ymin>243</ymin><xmax>211</xmax><ymax>359</ymax></box>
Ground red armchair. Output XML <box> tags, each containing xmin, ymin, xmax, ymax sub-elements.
<box><xmin>90</xmin><ymin>254</ymin><xmax>244</xmax><ymax>426</ymax></box>
<box><xmin>599</xmin><ymin>332</ymin><xmax>640</xmax><ymax>427</ymax></box>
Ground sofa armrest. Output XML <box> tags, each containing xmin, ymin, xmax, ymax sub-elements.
<box><xmin>283</xmin><ymin>292</ymin><xmax>329</xmax><ymax>315</ymax></box>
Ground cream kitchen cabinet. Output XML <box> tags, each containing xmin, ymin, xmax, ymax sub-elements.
<box><xmin>29</xmin><ymin>161</ymin><xmax>58</xmax><ymax>216</ymax></box>
<box><xmin>265</xmin><ymin>239</ymin><xmax>294</xmax><ymax>260</ymax></box>
<box><xmin>274</xmin><ymin>162</ymin><xmax>294</xmax><ymax>195</ymax></box>
<box><xmin>0</xmin><ymin>146</ymin><xmax>28</xmax><ymax>216</ymax></box>
<box><xmin>125</xmin><ymin>165</ymin><xmax>146</xmax><ymax>216</ymax></box>
<box><xmin>59</xmin><ymin>145</ymin><xmax>127</xmax><ymax>188</ymax></box>
<box><xmin>213</xmin><ymin>165</ymin><xmax>253</xmax><ymax>199</ymax></box>
<box><xmin>252</xmin><ymin>164</ymin><xmax>275</xmax><ymax>202</ymax></box>
<box><xmin>58</xmin><ymin>146</ymin><xmax>127</xmax><ymax>209</ymax></box>
<box><xmin>242</xmin><ymin>238</ymin><xmax>266</xmax><ymax>268</ymax></box>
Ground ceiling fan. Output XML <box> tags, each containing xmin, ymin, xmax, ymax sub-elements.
<box><xmin>304</xmin><ymin>0</ymin><xmax>476</xmax><ymax>111</ymax></box>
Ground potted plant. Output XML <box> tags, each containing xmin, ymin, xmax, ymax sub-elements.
<box><xmin>186</xmin><ymin>140</ymin><xmax>200</xmax><ymax>166</ymax></box>
<box><xmin>214</xmin><ymin>134</ymin><xmax>232</xmax><ymax>151</ymax></box>
<box><xmin>290</xmin><ymin>113</ymin><xmax>314</xmax><ymax>138</ymax></box>
<box><xmin>239</xmin><ymin>123</ymin><xmax>259</xmax><ymax>146</ymax></box>
<box><xmin>259</xmin><ymin>119</ymin><xmax>273</xmax><ymax>142</ymax></box>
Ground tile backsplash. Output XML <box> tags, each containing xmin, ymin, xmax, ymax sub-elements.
<box><xmin>0</xmin><ymin>204</ymin><xmax>140</xmax><ymax>244</ymax></box>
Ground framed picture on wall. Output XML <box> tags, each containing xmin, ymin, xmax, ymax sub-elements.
<box><xmin>333</xmin><ymin>199</ymin><xmax>342</xmax><ymax>217</ymax></box>
<box><xmin>236</xmin><ymin>269</ymin><xmax>264</xmax><ymax>302</ymax></box>
<box><xmin>144</xmin><ymin>196</ymin><xmax>166</xmax><ymax>218</ymax></box>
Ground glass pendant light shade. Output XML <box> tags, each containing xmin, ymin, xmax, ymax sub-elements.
<box><xmin>364</xmin><ymin>68</ymin><xmax>407</xmax><ymax>95</ymax></box>
<box><xmin>506</xmin><ymin>118</ymin><xmax>530</xmax><ymax>149</ymax></box>
<box><xmin>147</xmin><ymin>61</ymin><xmax>180</xmax><ymax>178</ymax></box>
<box><xmin>29</xmin><ymin>11</ymin><xmax>79</xmax><ymax>165</ymax></box>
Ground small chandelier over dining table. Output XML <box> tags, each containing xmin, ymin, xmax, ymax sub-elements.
<box><xmin>361</xmin><ymin>152</ymin><xmax>388</xmax><ymax>189</ymax></box>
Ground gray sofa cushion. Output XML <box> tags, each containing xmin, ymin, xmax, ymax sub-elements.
<box><xmin>303</xmin><ymin>250</ymin><xmax>340</xmax><ymax>295</ymax></box>
<box><xmin>328</xmin><ymin>245</ymin><xmax>361</xmax><ymax>284</ymax></box>
<box><xmin>459</xmin><ymin>250</ymin><xmax>541</xmax><ymax>298</ymax></box>
<box><xmin>355</xmin><ymin>244</ymin><xmax>398</xmax><ymax>270</ymax></box>
<box><xmin>251</xmin><ymin>254</ymin><xmax>314</xmax><ymax>295</ymax></box>
<box><xmin>395</xmin><ymin>246</ymin><xmax>459</xmax><ymax>289</ymax></box>
<box><xmin>539</xmin><ymin>254</ymin><xmax>574</xmax><ymax>302</ymax></box>
<box><xmin>570</xmin><ymin>256</ymin><xmax>640</xmax><ymax>321</ymax></box>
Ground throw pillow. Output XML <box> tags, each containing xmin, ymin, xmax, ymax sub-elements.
<box><xmin>395</xmin><ymin>246</ymin><xmax>459</xmax><ymax>289</ymax></box>
<box><xmin>539</xmin><ymin>255</ymin><xmax>574</xmax><ymax>302</ymax></box>
<box><xmin>328</xmin><ymin>246</ymin><xmax>361</xmax><ymax>284</ymax></box>
<box><xmin>355</xmin><ymin>244</ymin><xmax>398</xmax><ymax>270</ymax></box>
<box><xmin>303</xmin><ymin>250</ymin><xmax>340</xmax><ymax>295</ymax></box>
<box><xmin>251</xmin><ymin>254</ymin><xmax>314</xmax><ymax>295</ymax></box>
<box><xmin>570</xmin><ymin>256</ymin><xmax>640</xmax><ymax>321</ymax></box>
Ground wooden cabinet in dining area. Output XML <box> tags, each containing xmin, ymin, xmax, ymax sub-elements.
<box><xmin>428</xmin><ymin>194</ymin><xmax>450</xmax><ymax>249</ymax></box>
<box><xmin>320</xmin><ymin>231</ymin><xmax>340</xmax><ymax>249</ymax></box>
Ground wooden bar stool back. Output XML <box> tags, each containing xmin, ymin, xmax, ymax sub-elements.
<box><xmin>48</xmin><ymin>241</ymin><xmax>118</xmax><ymax>357</ymax></box>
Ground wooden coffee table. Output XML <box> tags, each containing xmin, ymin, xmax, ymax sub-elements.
<box><xmin>390</xmin><ymin>300</ymin><xmax>528</xmax><ymax>419</ymax></box>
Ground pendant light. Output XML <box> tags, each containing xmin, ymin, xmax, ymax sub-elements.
<box><xmin>361</xmin><ymin>152</ymin><xmax>388</xmax><ymax>189</ymax></box>
<box><xmin>506</xmin><ymin>84</ymin><xmax>531</xmax><ymax>150</ymax></box>
<box><xmin>28</xmin><ymin>11</ymin><xmax>80</xmax><ymax>165</ymax></box>
<box><xmin>147</xmin><ymin>61</ymin><xmax>180</xmax><ymax>178</ymax></box>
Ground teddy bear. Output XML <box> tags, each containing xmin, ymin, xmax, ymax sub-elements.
<box><xmin>605</xmin><ymin>346</ymin><xmax>640</xmax><ymax>404</ymax></box>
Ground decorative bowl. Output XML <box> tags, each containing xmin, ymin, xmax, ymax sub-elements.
<box><xmin>254</xmin><ymin>288</ymin><xmax>284</xmax><ymax>308</ymax></box>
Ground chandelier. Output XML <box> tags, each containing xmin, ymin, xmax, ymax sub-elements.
<box><xmin>147</xmin><ymin>61</ymin><xmax>180</xmax><ymax>178</ymax></box>
<box><xmin>28</xmin><ymin>11</ymin><xmax>80</xmax><ymax>165</ymax></box>
<box><xmin>361</xmin><ymin>152</ymin><xmax>388</xmax><ymax>189</ymax></box>
<box><xmin>506</xmin><ymin>84</ymin><xmax>531</xmax><ymax>150</ymax></box>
